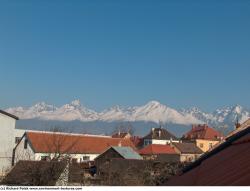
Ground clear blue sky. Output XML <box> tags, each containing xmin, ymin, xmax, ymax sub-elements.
<box><xmin>0</xmin><ymin>0</ymin><xmax>250</xmax><ymax>112</ymax></box>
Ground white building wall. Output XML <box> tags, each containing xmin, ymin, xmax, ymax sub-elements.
<box><xmin>14</xmin><ymin>135</ymin><xmax>36</xmax><ymax>164</ymax></box>
<box><xmin>14</xmin><ymin>136</ymin><xmax>99</xmax><ymax>164</ymax></box>
<box><xmin>33</xmin><ymin>153</ymin><xmax>99</xmax><ymax>162</ymax></box>
<box><xmin>152</xmin><ymin>139</ymin><xmax>170</xmax><ymax>145</ymax></box>
<box><xmin>0</xmin><ymin>113</ymin><xmax>17</xmax><ymax>175</ymax></box>
<box><xmin>146</xmin><ymin>139</ymin><xmax>180</xmax><ymax>145</ymax></box>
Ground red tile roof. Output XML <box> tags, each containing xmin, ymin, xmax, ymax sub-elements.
<box><xmin>165</xmin><ymin>126</ymin><xmax>250</xmax><ymax>186</ymax></box>
<box><xmin>182</xmin><ymin>124</ymin><xmax>224</xmax><ymax>141</ymax></box>
<box><xmin>26</xmin><ymin>132</ymin><xmax>136</xmax><ymax>154</ymax></box>
<box><xmin>139</xmin><ymin>144</ymin><xmax>177</xmax><ymax>155</ymax></box>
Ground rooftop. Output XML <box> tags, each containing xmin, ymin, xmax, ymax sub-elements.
<box><xmin>112</xmin><ymin>146</ymin><xmax>142</xmax><ymax>160</ymax></box>
<box><xmin>172</xmin><ymin>142</ymin><xmax>203</xmax><ymax>154</ymax></box>
<box><xmin>144</xmin><ymin>127</ymin><xmax>178</xmax><ymax>141</ymax></box>
<box><xmin>0</xmin><ymin>109</ymin><xmax>19</xmax><ymax>120</ymax></box>
<box><xmin>182</xmin><ymin>124</ymin><xmax>224</xmax><ymax>141</ymax></box>
<box><xmin>165</xmin><ymin>125</ymin><xmax>250</xmax><ymax>186</ymax></box>
<box><xmin>24</xmin><ymin>131</ymin><xmax>136</xmax><ymax>154</ymax></box>
<box><xmin>139</xmin><ymin>144</ymin><xmax>177</xmax><ymax>155</ymax></box>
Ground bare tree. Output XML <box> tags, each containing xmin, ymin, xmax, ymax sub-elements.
<box><xmin>112</xmin><ymin>122</ymin><xmax>135</xmax><ymax>136</ymax></box>
<box><xmin>42</xmin><ymin>127</ymin><xmax>80</xmax><ymax>161</ymax></box>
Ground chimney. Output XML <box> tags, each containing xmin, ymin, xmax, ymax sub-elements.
<box><xmin>235</xmin><ymin>116</ymin><xmax>241</xmax><ymax>129</ymax></box>
<box><xmin>118</xmin><ymin>130</ymin><xmax>120</xmax><ymax>136</ymax></box>
<box><xmin>192</xmin><ymin>124</ymin><xmax>196</xmax><ymax>130</ymax></box>
<box><xmin>151</xmin><ymin>128</ymin><xmax>155</xmax><ymax>132</ymax></box>
<box><xmin>158</xmin><ymin>130</ymin><xmax>161</xmax><ymax>137</ymax></box>
<box><xmin>118</xmin><ymin>141</ymin><xmax>122</xmax><ymax>147</ymax></box>
<box><xmin>235</xmin><ymin>121</ymin><xmax>241</xmax><ymax>129</ymax></box>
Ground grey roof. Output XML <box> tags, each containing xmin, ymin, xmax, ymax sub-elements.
<box><xmin>112</xmin><ymin>146</ymin><xmax>143</xmax><ymax>160</ymax></box>
<box><xmin>173</xmin><ymin>142</ymin><xmax>203</xmax><ymax>154</ymax></box>
<box><xmin>144</xmin><ymin>128</ymin><xmax>178</xmax><ymax>140</ymax></box>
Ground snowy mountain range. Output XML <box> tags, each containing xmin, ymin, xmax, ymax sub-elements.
<box><xmin>5</xmin><ymin>100</ymin><xmax>250</xmax><ymax>128</ymax></box>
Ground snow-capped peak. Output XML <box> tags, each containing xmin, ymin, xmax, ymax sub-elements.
<box><xmin>70</xmin><ymin>99</ymin><xmax>81</xmax><ymax>107</ymax></box>
<box><xmin>30</xmin><ymin>102</ymin><xmax>57</xmax><ymax>112</ymax></box>
<box><xmin>4</xmin><ymin>100</ymin><xmax>250</xmax><ymax>127</ymax></box>
<box><xmin>145</xmin><ymin>100</ymin><xmax>161</xmax><ymax>106</ymax></box>
<box><xmin>232</xmin><ymin>104</ymin><xmax>243</xmax><ymax>114</ymax></box>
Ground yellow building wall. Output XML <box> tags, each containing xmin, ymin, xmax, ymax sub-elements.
<box><xmin>195</xmin><ymin>139</ymin><xmax>219</xmax><ymax>152</ymax></box>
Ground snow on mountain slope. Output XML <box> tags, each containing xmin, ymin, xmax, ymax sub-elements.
<box><xmin>212</xmin><ymin>105</ymin><xmax>250</xmax><ymax>124</ymax></box>
<box><xmin>4</xmin><ymin>100</ymin><xmax>250</xmax><ymax>127</ymax></box>
<box><xmin>180</xmin><ymin>105</ymin><xmax>250</xmax><ymax>127</ymax></box>
<box><xmin>6</xmin><ymin>100</ymin><xmax>99</xmax><ymax>121</ymax></box>
<box><xmin>99</xmin><ymin>106</ymin><xmax>129</xmax><ymax>121</ymax></box>
<box><xmin>6</xmin><ymin>102</ymin><xmax>57</xmax><ymax>119</ymax></box>
<box><xmin>128</xmin><ymin>101</ymin><xmax>202</xmax><ymax>124</ymax></box>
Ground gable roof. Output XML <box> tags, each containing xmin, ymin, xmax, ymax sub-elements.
<box><xmin>24</xmin><ymin>132</ymin><xmax>136</xmax><ymax>154</ymax></box>
<box><xmin>172</xmin><ymin>142</ymin><xmax>203</xmax><ymax>154</ymax></box>
<box><xmin>1</xmin><ymin>160</ymin><xmax>67</xmax><ymax>186</ymax></box>
<box><xmin>0</xmin><ymin>110</ymin><xmax>19</xmax><ymax>120</ymax></box>
<box><xmin>112</xmin><ymin>146</ymin><xmax>142</xmax><ymax>160</ymax></box>
<box><xmin>182</xmin><ymin>124</ymin><xmax>224</xmax><ymax>141</ymax></box>
<box><xmin>164</xmin><ymin>125</ymin><xmax>250</xmax><ymax>186</ymax></box>
<box><xmin>144</xmin><ymin>128</ymin><xmax>178</xmax><ymax>140</ymax></box>
<box><xmin>139</xmin><ymin>144</ymin><xmax>177</xmax><ymax>155</ymax></box>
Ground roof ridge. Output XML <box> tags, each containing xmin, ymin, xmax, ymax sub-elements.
<box><xmin>27</xmin><ymin>131</ymin><xmax>115</xmax><ymax>138</ymax></box>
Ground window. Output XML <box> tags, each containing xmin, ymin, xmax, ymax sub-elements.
<box><xmin>15</xmin><ymin>137</ymin><xmax>21</xmax><ymax>144</ymax></box>
<box><xmin>72</xmin><ymin>158</ymin><xmax>78</xmax><ymax>163</ymax></box>
<box><xmin>144</xmin><ymin>139</ymin><xmax>152</xmax><ymax>146</ymax></box>
<box><xmin>209</xmin><ymin>143</ymin><xmax>213</xmax><ymax>149</ymax></box>
<box><xmin>199</xmin><ymin>143</ymin><xmax>204</xmax><ymax>148</ymax></box>
<box><xmin>24</xmin><ymin>139</ymin><xmax>28</xmax><ymax>149</ymax></box>
<box><xmin>41</xmin><ymin>156</ymin><xmax>50</xmax><ymax>161</ymax></box>
<box><xmin>188</xmin><ymin>157</ymin><xmax>192</xmax><ymax>162</ymax></box>
<box><xmin>82</xmin><ymin>156</ymin><xmax>90</xmax><ymax>161</ymax></box>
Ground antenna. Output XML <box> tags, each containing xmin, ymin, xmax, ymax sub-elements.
<box><xmin>159</xmin><ymin>120</ymin><xmax>163</xmax><ymax>128</ymax></box>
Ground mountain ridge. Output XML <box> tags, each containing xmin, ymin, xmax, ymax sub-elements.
<box><xmin>5</xmin><ymin>100</ymin><xmax>250</xmax><ymax>128</ymax></box>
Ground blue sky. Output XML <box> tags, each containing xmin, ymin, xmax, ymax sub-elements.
<box><xmin>0</xmin><ymin>0</ymin><xmax>250</xmax><ymax>112</ymax></box>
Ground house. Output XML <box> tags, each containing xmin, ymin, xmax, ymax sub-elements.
<box><xmin>111</xmin><ymin>131</ymin><xmax>131</xmax><ymax>139</ymax></box>
<box><xmin>139</xmin><ymin>144</ymin><xmax>179</xmax><ymax>162</ymax></box>
<box><xmin>164</xmin><ymin>124</ymin><xmax>250</xmax><ymax>186</ymax></box>
<box><xmin>0</xmin><ymin>110</ymin><xmax>19</xmax><ymax>175</ymax></box>
<box><xmin>143</xmin><ymin>127</ymin><xmax>179</xmax><ymax>146</ymax></box>
<box><xmin>95</xmin><ymin>146</ymin><xmax>142</xmax><ymax>173</ymax></box>
<box><xmin>13</xmin><ymin>131</ymin><xmax>136</xmax><ymax>165</ymax></box>
<box><xmin>182</xmin><ymin>124</ymin><xmax>224</xmax><ymax>152</ymax></box>
<box><xmin>1</xmin><ymin>160</ymin><xmax>68</xmax><ymax>186</ymax></box>
<box><xmin>171</xmin><ymin>142</ymin><xmax>203</xmax><ymax>162</ymax></box>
